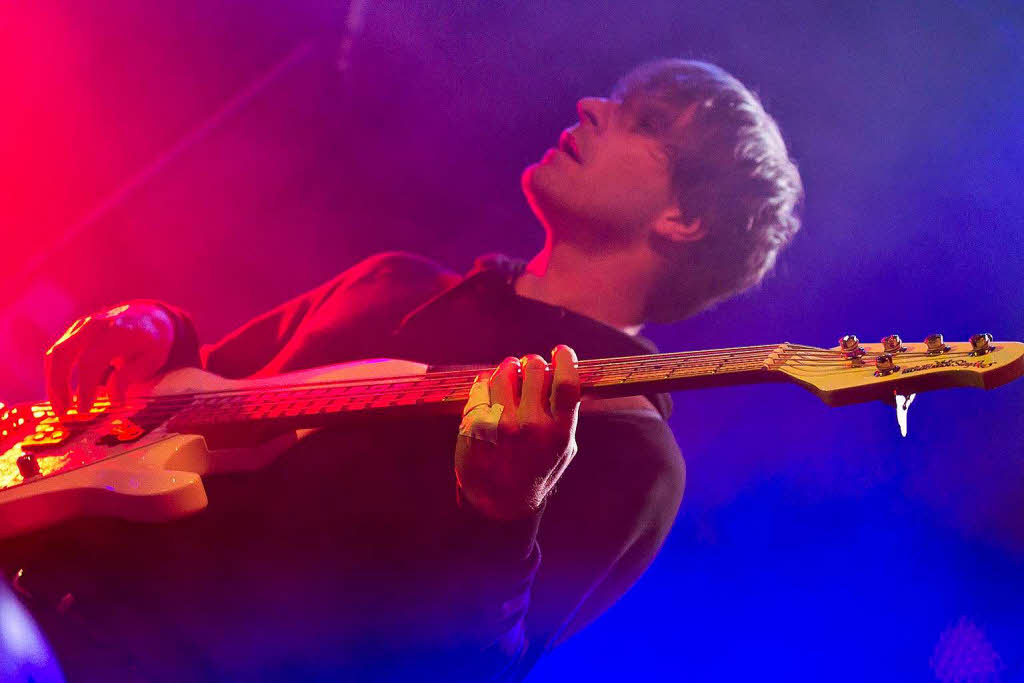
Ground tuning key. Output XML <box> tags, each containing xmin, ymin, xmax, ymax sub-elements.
<box><xmin>839</xmin><ymin>334</ymin><xmax>866</xmax><ymax>364</ymax></box>
<box><xmin>881</xmin><ymin>334</ymin><xmax>906</xmax><ymax>354</ymax></box>
<box><xmin>925</xmin><ymin>333</ymin><xmax>949</xmax><ymax>355</ymax></box>
<box><xmin>874</xmin><ymin>353</ymin><xmax>899</xmax><ymax>376</ymax></box>
<box><xmin>969</xmin><ymin>333</ymin><xmax>994</xmax><ymax>356</ymax></box>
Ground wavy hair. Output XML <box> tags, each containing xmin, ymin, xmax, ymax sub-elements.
<box><xmin>613</xmin><ymin>59</ymin><xmax>803</xmax><ymax>321</ymax></box>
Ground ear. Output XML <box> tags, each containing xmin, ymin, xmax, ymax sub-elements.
<box><xmin>652</xmin><ymin>207</ymin><xmax>706</xmax><ymax>244</ymax></box>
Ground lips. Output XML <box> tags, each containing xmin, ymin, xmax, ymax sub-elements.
<box><xmin>559</xmin><ymin>131</ymin><xmax>582</xmax><ymax>163</ymax></box>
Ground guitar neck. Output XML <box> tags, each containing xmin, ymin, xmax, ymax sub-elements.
<box><xmin>166</xmin><ymin>344</ymin><xmax>790</xmax><ymax>433</ymax></box>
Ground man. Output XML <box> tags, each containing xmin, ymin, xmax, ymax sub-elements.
<box><xmin>31</xmin><ymin>59</ymin><xmax>801</xmax><ymax>680</ymax></box>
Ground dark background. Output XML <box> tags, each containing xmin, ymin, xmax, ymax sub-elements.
<box><xmin>2</xmin><ymin>1</ymin><xmax>1022</xmax><ymax>679</ymax></box>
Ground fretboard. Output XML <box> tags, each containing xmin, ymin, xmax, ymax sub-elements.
<box><xmin>165</xmin><ymin>344</ymin><xmax>795</xmax><ymax>433</ymax></box>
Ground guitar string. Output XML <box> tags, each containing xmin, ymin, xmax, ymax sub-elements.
<box><xmin>43</xmin><ymin>347</ymin><xmax>960</xmax><ymax>423</ymax></box>
<box><xmin>31</xmin><ymin>341</ymin><xmax>963</xmax><ymax>418</ymax></box>
<box><xmin>53</xmin><ymin>346</ymin><xmax>955</xmax><ymax>422</ymax></box>
<box><xmin>67</xmin><ymin>358</ymin><xmax>780</xmax><ymax>426</ymax></box>
<box><xmin>40</xmin><ymin>343</ymin><xmax>905</xmax><ymax>414</ymax></box>
<box><xmin>37</xmin><ymin>346</ymin><xmax>791</xmax><ymax>410</ymax></box>
<box><xmin>159</xmin><ymin>346</ymin><xmax>950</xmax><ymax>408</ymax></box>
<box><xmin>110</xmin><ymin>347</ymin><xmax>916</xmax><ymax>426</ymax></box>
<box><xmin>117</xmin><ymin>347</ymin><xmax>794</xmax><ymax>408</ymax></box>
<box><xmin>155</xmin><ymin>348</ymin><xmax>969</xmax><ymax>426</ymax></box>
<box><xmin>3</xmin><ymin>360</ymin><xmax>772</xmax><ymax>457</ymax></box>
<box><xmin>32</xmin><ymin>346</ymin><xmax>971</xmax><ymax>425</ymax></box>
<box><xmin>163</xmin><ymin>362</ymin><xmax>782</xmax><ymax>427</ymax></box>
<box><xmin>105</xmin><ymin>344</ymin><xmax>869</xmax><ymax>406</ymax></box>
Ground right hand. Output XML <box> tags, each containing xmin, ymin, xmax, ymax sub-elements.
<box><xmin>45</xmin><ymin>302</ymin><xmax>176</xmax><ymax>415</ymax></box>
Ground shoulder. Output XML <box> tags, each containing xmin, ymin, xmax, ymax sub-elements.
<box><xmin>336</xmin><ymin>251</ymin><xmax>461</xmax><ymax>289</ymax></box>
<box><xmin>314</xmin><ymin>252</ymin><xmax>462</xmax><ymax>308</ymax></box>
<box><xmin>466</xmin><ymin>252</ymin><xmax>527</xmax><ymax>281</ymax></box>
<box><xmin>265</xmin><ymin>253</ymin><xmax>462</xmax><ymax>367</ymax></box>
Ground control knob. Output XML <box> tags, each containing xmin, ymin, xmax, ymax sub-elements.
<box><xmin>17</xmin><ymin>454</ymin><xmax>40</xmax><ymax>479</ymax></box>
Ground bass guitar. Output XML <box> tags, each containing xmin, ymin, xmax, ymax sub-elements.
<box><xmin>1</xmin><ymin>333</ymin><xmax>1021</xmax><ymax>541</ymax></box>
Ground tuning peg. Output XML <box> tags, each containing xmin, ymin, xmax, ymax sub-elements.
<box><xmin>969</xmin><ymin>333</ymin><xmax>993</xmax><ymax>356</ymax></box>
<box><xmin>881</xmin><ymin>334</ymin><xmax>906</xmax><ymax>354</ymax></box>
<box><xmin>874</xmin><ymin>353</ymin><xmax>899</xmax><ymax>376</ymax></box>
<box><xmin>925</xmin><ymin>333</ymin><xmax>949</xmax><ymax>355</ymax></box>
<box><xmin>839</xmin><ymin>334</ymin><xmax>866</xmax><ymax>362</ymax></box>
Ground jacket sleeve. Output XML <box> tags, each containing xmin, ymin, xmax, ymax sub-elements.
<box><xmin>159</xmin><ymin>252</ymin><xmax>460</xmax><ymax>378</ymax></box>
<box><xmin>432</xmin><ymin>500</ymin><xmax>546</xmax><ymax>680</ymax></box>
<box><xmin>429</xmin><ymin>412</ymin><xmax>684</xmax><ymax>680</ymax></box>
<box><xmin>523</xmin><ymin>412</ymin><xmax>685</xmax><ymax>658</ymax></box>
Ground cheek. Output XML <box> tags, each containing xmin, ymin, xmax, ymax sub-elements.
<box><xmin>596</xmin><ymin>160</ymin><xmax>672</xmax><ymax>211</ymax></box>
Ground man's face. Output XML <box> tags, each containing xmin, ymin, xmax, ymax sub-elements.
<box><xmin>521</xmin><ymin>96</ymin><xmax>677</xmax><ymax>246</ymax></box>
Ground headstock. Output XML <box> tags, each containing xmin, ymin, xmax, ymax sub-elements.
<box><xmin>772</xmin><ymin>334</ymin><xmax>1024</xmax><ymax>406</ymax></box>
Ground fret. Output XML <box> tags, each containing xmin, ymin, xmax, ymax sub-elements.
<box><xmin>440</xmin><ymin>385</ymin><xmax>468</xmax><ymax>403</ymax></box>
<box><xmin>367</xmin><ymin>394</ymin><xmax>397</xmax><ymax>408</ymax></box>
<box><xmin>394</xmin><ymin>388</ymin><xmax>429</xmax><ymax>403</ymax></box>
<box><xmin>282</xmin><ymin>401</ymin><xmax>306</xmax><ymax>417</ymax></box>
<box><xmin>710</xmin><ymin>353</ymin><xmax>731</xmax><ymax>374</ymax></box>
<box><xmin>305</xmin><ymin>398</ymin><xmax>333</xmax><ymax>413</ymax></box>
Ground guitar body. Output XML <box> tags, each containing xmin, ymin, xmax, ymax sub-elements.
<box><xmin>0</xmin><ymin>359</ymin><xmax>428</xmax><ymax>541</ymax></box>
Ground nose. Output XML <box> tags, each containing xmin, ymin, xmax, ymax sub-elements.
<box><xmin>576</xmin><ymin>97</ymin><xmax>608</xmax><ymax>129</ymax></box>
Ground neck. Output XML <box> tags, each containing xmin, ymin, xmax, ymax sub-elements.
<box><xmin>165</xmin><ymin>344</ymin><xmax>790</xmax><ymax>434</ymax></box>
<box><xmin>515</xmin><ymin>238</ymin><xmax>653</xmax><ymax>334</ymax></box>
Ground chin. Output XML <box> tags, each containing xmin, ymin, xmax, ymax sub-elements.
<box><xmin>521</xmin><ymin>162</ymin><xmax>570</xmax><ymax>222</ymax></box>
<box><xmin>521</xmin><ymin>160</ymin><xmax>554</xmax><ymax>197</ymax></box>
<box><xmin>520</xmin><ymin>161</ymin><xmax>541</xmax><ymax>196</ymax></box>
<box><xmin>521</xmin><ymin>163</ymin><xmax>550</xmax><ymax>219</ymax></box>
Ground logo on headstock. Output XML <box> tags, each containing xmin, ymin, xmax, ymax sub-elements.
<box><xmin>900</xmin><ymin>358</ymin><xmax>995</xmax><ymax>375</ymax></box>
